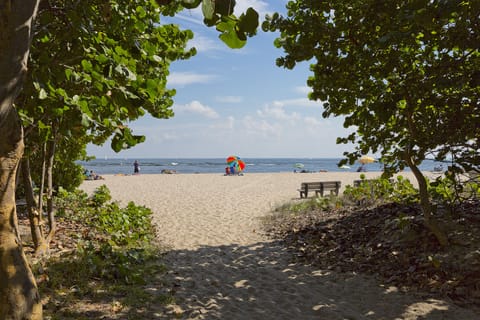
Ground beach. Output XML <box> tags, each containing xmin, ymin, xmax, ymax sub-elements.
<box><xmin>80</xmin><ymin>171</ymin><xmax>478</xmax><ymax>319</ymax></box>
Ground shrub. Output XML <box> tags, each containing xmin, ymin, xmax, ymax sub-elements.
<box><xmin>55</xmin><ymin>185</ymin><xmax>156</xmax><ymax>249</ymax></box>
<box><xmin>90</xmin><ymin>184</ymin><xmax>112</xmax><ymax>207</ymax></box>
<box><xmin>343</xmin><ymin>175</ymin><xmax>418</xmax><ymax>206</ymax></box>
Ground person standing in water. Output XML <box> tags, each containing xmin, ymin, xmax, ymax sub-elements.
<box><xmin>133</xmin><ymin>160</ymin><xmax>140</xmax><ymax>174</ymax></box>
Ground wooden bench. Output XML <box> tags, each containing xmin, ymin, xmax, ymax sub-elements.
<box><xmin>298</xmin><ymin>181</ymin><xmax>341</xmax><ymax>198</ymax></box>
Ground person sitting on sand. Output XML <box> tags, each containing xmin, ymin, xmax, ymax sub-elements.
<box><xmin>84</xmin><ymin>169</ymin><xmax>93</xmax><ymax>180</ymax></box>
<box><xmin>87</xmin><ymin>170</ymin><xmax>104</xmax><ymax>180</ymax></box>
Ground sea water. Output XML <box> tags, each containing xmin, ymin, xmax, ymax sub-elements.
<box><xmin>78</xmin><ymin>158</ymin><xmax>446</xmax><ymax>175</ymax></box>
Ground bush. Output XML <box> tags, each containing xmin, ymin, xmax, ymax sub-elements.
<box><xmin>42</xmin><ymin>185</ymin><xmax>165</xmax><ymax>318</ymax></box>
<box><xmin>55</xmin><ymin>185</ymin><xmax>156</xmax><ymax>249</ymax></box>
<box><xmin>343</xmin><ymin>175</ymin><xmax>418</xmax><ymax>206</ymax></box>
<box><xmin>90</xmin><ymin>184</ymin><xmax>112</xmax><ymax>207</ymax></box>
<box><xmin>95</xmin><ymin>201</ymin><xmax>155</xmax><ymax>247</ymax></box>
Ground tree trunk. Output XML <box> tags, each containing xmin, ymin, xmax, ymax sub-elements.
<box><xmin>44</xmin><ymin>137</ymin><xmax>56</xmax><ymax>244</ymax></box>
<box><xmin>0</xmin><ymin>1</ymin><xmax>42</xmax><ymax>319</ymax></box>
<box><xmin>38</xmin><ymin>142</ymin><xmax>46</xmax><ymax>220</ymax></box>
<box><xmin>20</xmin><ymin>158</ymin><xmax>47</xmax><ymax>255</ymax></box>
<box><xmin>406</xmin><ymin>155</ymin><xmax>449</xmax><ymax>246</ymax></box>
<box><xmin>0</xmin><ymin>113</ymin><xmax>42</xmax><ymax>320</ymax></box>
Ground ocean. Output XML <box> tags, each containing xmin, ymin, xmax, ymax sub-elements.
<box><xmin>78</xmin><ymin>158</ymin><xmax>445</xmax><ymax>175</ymax></box>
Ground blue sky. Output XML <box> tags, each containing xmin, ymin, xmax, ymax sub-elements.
<box><xmin>87</xmin><ymin>0</ymin><xmax>355</xmax><ymax>159</ymax></box>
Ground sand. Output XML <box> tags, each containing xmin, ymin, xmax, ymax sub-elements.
<box><xmin>81</xmin><ymin>171</ymin><xmax>479</xmax><ymax>319</ymax></box>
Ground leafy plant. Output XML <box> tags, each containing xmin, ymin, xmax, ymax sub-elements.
<box><xmin>95</xmin><ymin>202</ymin><xmax>155</xmax><ymax>247</ymax></box>
<box><xmin>90</xmin><ymin>185</ymin><xmax>112</xmax><ymax>207</ymax></box>
<box><xmin>343</xmin><ymin>176</ymin><xmax>418</xmax><ymax>207</ymax></box>
<box><xmin>389</xmin><ymin>176</ymin><xmax>419</xmax><ymax>204</ymax></box>
<box><xmin>274</xmin><ymin>193</ymin><xmax>342</xmax><ymax>216</ymax></box>
<box><xmin>40</xmin><ymin>185</ymin><xmax>167</xmax><ymax>318</ymax></box>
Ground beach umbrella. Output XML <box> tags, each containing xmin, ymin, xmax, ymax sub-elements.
<box><xmin>294</xmin><ymin>163</ymin><xmax>305</xmax><ymax>169</ymax></box>
<box><xmin>236</xmin><ymin>159</ymin><xmax>246</xmax><ymax>172</ymax></box>
<box><xmin>358</xmin><ymin>156</ymin><xmax>376</xmax><ymax>164</ymax></box>
<box><xmin>226</xmin><ymin>155</ymin><xmax>246</xmax><ymax>172</ymax></box>
<box><xmin>226</xmin><ymin>155</ymin><xmax>238</xmax><ymax>165</ymax></box>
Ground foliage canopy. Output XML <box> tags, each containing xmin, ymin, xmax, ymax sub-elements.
<box><xmin>263</xmin><ymin>0</ymin><xmax>480</xmax><ymax>173</ymax></box>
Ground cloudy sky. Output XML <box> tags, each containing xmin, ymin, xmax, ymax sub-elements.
<box><xmin>87</xmin><ymin>0</ymin><xmax>356</xmax><ymax>159</ymax></box>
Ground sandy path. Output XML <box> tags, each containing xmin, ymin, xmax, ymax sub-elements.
<box><xmin>81</xmin><ymin>172</ymin><xmax>479</xmax><ymax>319</ymax></box>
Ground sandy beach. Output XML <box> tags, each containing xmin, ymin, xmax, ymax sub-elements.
<box><xmin>81</xmin><ymin>171</ymin><xmax>479</xmax><ymax>319</ymax></box>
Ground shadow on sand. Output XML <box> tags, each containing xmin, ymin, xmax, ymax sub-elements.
<box><xmin>154</xmin><ymin>240</ymin><xmax>478</xmax><ymax>320</ymax></box>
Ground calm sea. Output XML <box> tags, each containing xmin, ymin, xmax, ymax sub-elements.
<box><xmin>78</xmin><ymin>158</ymin><xmax>445</xmax><ymax>175</ymax></box>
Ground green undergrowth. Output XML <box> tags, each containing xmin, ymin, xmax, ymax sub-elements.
<box><xmin>36</xmin><ymin>185</ymin><xmax>172</xmax><ymax>319</ymax></box>
<box><xmin>264</xmin><ymin>175</ymin><xmax>480</xmax><ymax>306</ymax></box>
<box><xmin>271</xmin><ymin>174</ymin><xmax>479</xmax><ymax>219</ymax></box>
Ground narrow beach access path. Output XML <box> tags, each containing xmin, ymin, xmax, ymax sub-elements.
<box><xmin>82</xmin><ymin>173</ymin><xmax>479</xmax><ymax>319</ymax></box>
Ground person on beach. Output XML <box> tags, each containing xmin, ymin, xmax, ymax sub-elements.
<box><xmin>357</xmin><ymin>164</ymin><xmax>367</xmax><ymax>172</ymax></box>
<box><xmin>88</xmin><ymin>170</ymin><xmax>104</xmax><ymax>180</ymax></box>
<box><xmin>84</xmin><ymin>169</ymin><xmax>92</xmax><ymax>180</ymax></box>
<box><xmin>133</xmin><ymin>160</ymin><xmax>140</xmax><ymax>174</ymax></box>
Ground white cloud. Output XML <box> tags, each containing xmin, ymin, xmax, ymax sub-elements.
<box><xmin>189</xmin><ymin>33</ymin><xmax>224</xmax><ymax>53</ymax></box>
<box><xmin>174</xmin><ymin>100</ymin><xmax>220</xmax><ymax>119</ymax></box>
<box><xmin>157</xmin><ymin>132</ymin><xmax>180</xmax><ymax>142</ymax></box>
<box><xmin>168</xmin><ymin>72</ymin><xmax>217</xmax><ymax>86</ymax></box>
<box><xmin>235</xmin><ymin>0</ymin><xmax>270</xmax><ymax>17</ymax></box>
<box><xmin>271</xmin><ymin>97</ymin><xmax>321</xmax><ymax>108</ymax></box>
<box><xmin>242</xmin><ymin>116</ymin><xmax>280</xmax><ymax>137</ymax></box>
<box><xmin>215</xmin><ymin>95</ymin><xmax>243</xmax><ymax>103</ymax></box>
<box><xmin>294</xmin><ymin>85</ymin><xmax>311</xmax><ymax>95</ymax></box>
<box><xmin>210</xmin><ymin>116</ymin><xmax>235</xmax><ymax>130</ymax></box>
<box><xmin>303</xmin><ymin>116</ymin><xmax>322</xmax><ymax>126</ymax></box>
<box><xmin>257</xmin><ymin>105</ymin><xmax>301</xmax><ymax>121</ymax></box>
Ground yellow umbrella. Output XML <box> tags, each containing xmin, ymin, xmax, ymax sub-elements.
<box><xmin>358</xmin><ymin>156</ymin><xmax>376</xmax><ymax>164</ymax></box>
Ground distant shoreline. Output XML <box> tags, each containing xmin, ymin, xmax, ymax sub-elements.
<box><xmin>79</xmin><ymin>158</ymin><xmax>444</xmax><ymax>175</ymax></box>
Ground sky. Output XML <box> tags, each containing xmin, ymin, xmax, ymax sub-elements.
<box><xmin>87</xmin><ymin>0</ymin><xmax>356</xmax><ymax>159</ymax></box>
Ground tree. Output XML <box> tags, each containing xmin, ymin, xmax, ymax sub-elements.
<box><xmin>263</xmin><ymin>0</ymin><xmax>480</xmax><ymax>246</ymax></box>
<box><xmin>17</xmin><ymin>0</ymin><xmax>198</xmax><ymax>253</ymax></box>
<box><xmin>1</xmin><ymin>1</ymin><xmax>258</xmax><ymax>318</ymax></box>
<box><xmin>0</xmin><ymin>1</ymin><xmax>44</xmax><ymax>319</ymax></box>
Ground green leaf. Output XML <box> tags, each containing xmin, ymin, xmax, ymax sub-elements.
<box><xmin>111</xmin><ymin>127</ymin><xmax>146</xmax><ymax>152</ymax></box>
<box><xmin>136</xmin><ymin>6</ymin><xmax>147</xmax><ymax>18</ymax></box>
<box><xmin>81</xmin><ymin>113</ymin><xmax>91</xmax><ymax>127</ymax></box>
<box><xmin>39</xmin><ymin>88</ymin><xmax>48</xmax><ymax>100</ymax></box>
<box><xmin>202</xmin><ymin>0</ymin><xmax>215</xmax><ymax>20</ymax></box>
<box><xmin>65</xmin><ymin>69</ymin><xmax>73</xmax><ymax>80</ymax></box>
<box><xmin>81</xmin><ymin>60</ymin><xmax>93</xmax><ymax>72</ymax></box>
<box><xmin>217</xmin><ymin>20</ymin><xmax>246</xmax><ymax>49</ymax></box>
<box><xmin>215</xmin><ymin>0</ymin><xmax>235</xmax><ymax>16</ymax></box>
<box><xmin>146</xmin><ymin>79</ymin><xmax>159</xmax><ymax>98</ymax></box>
<box><xmin>237</xmin><ymin>7</ymin><xmax>259</xmax><ymax>36</ymax></box>
<box><xmin>96</xmin><ymin>54</ymin><xmax>109</xmax><ymax>64</ymax></box>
